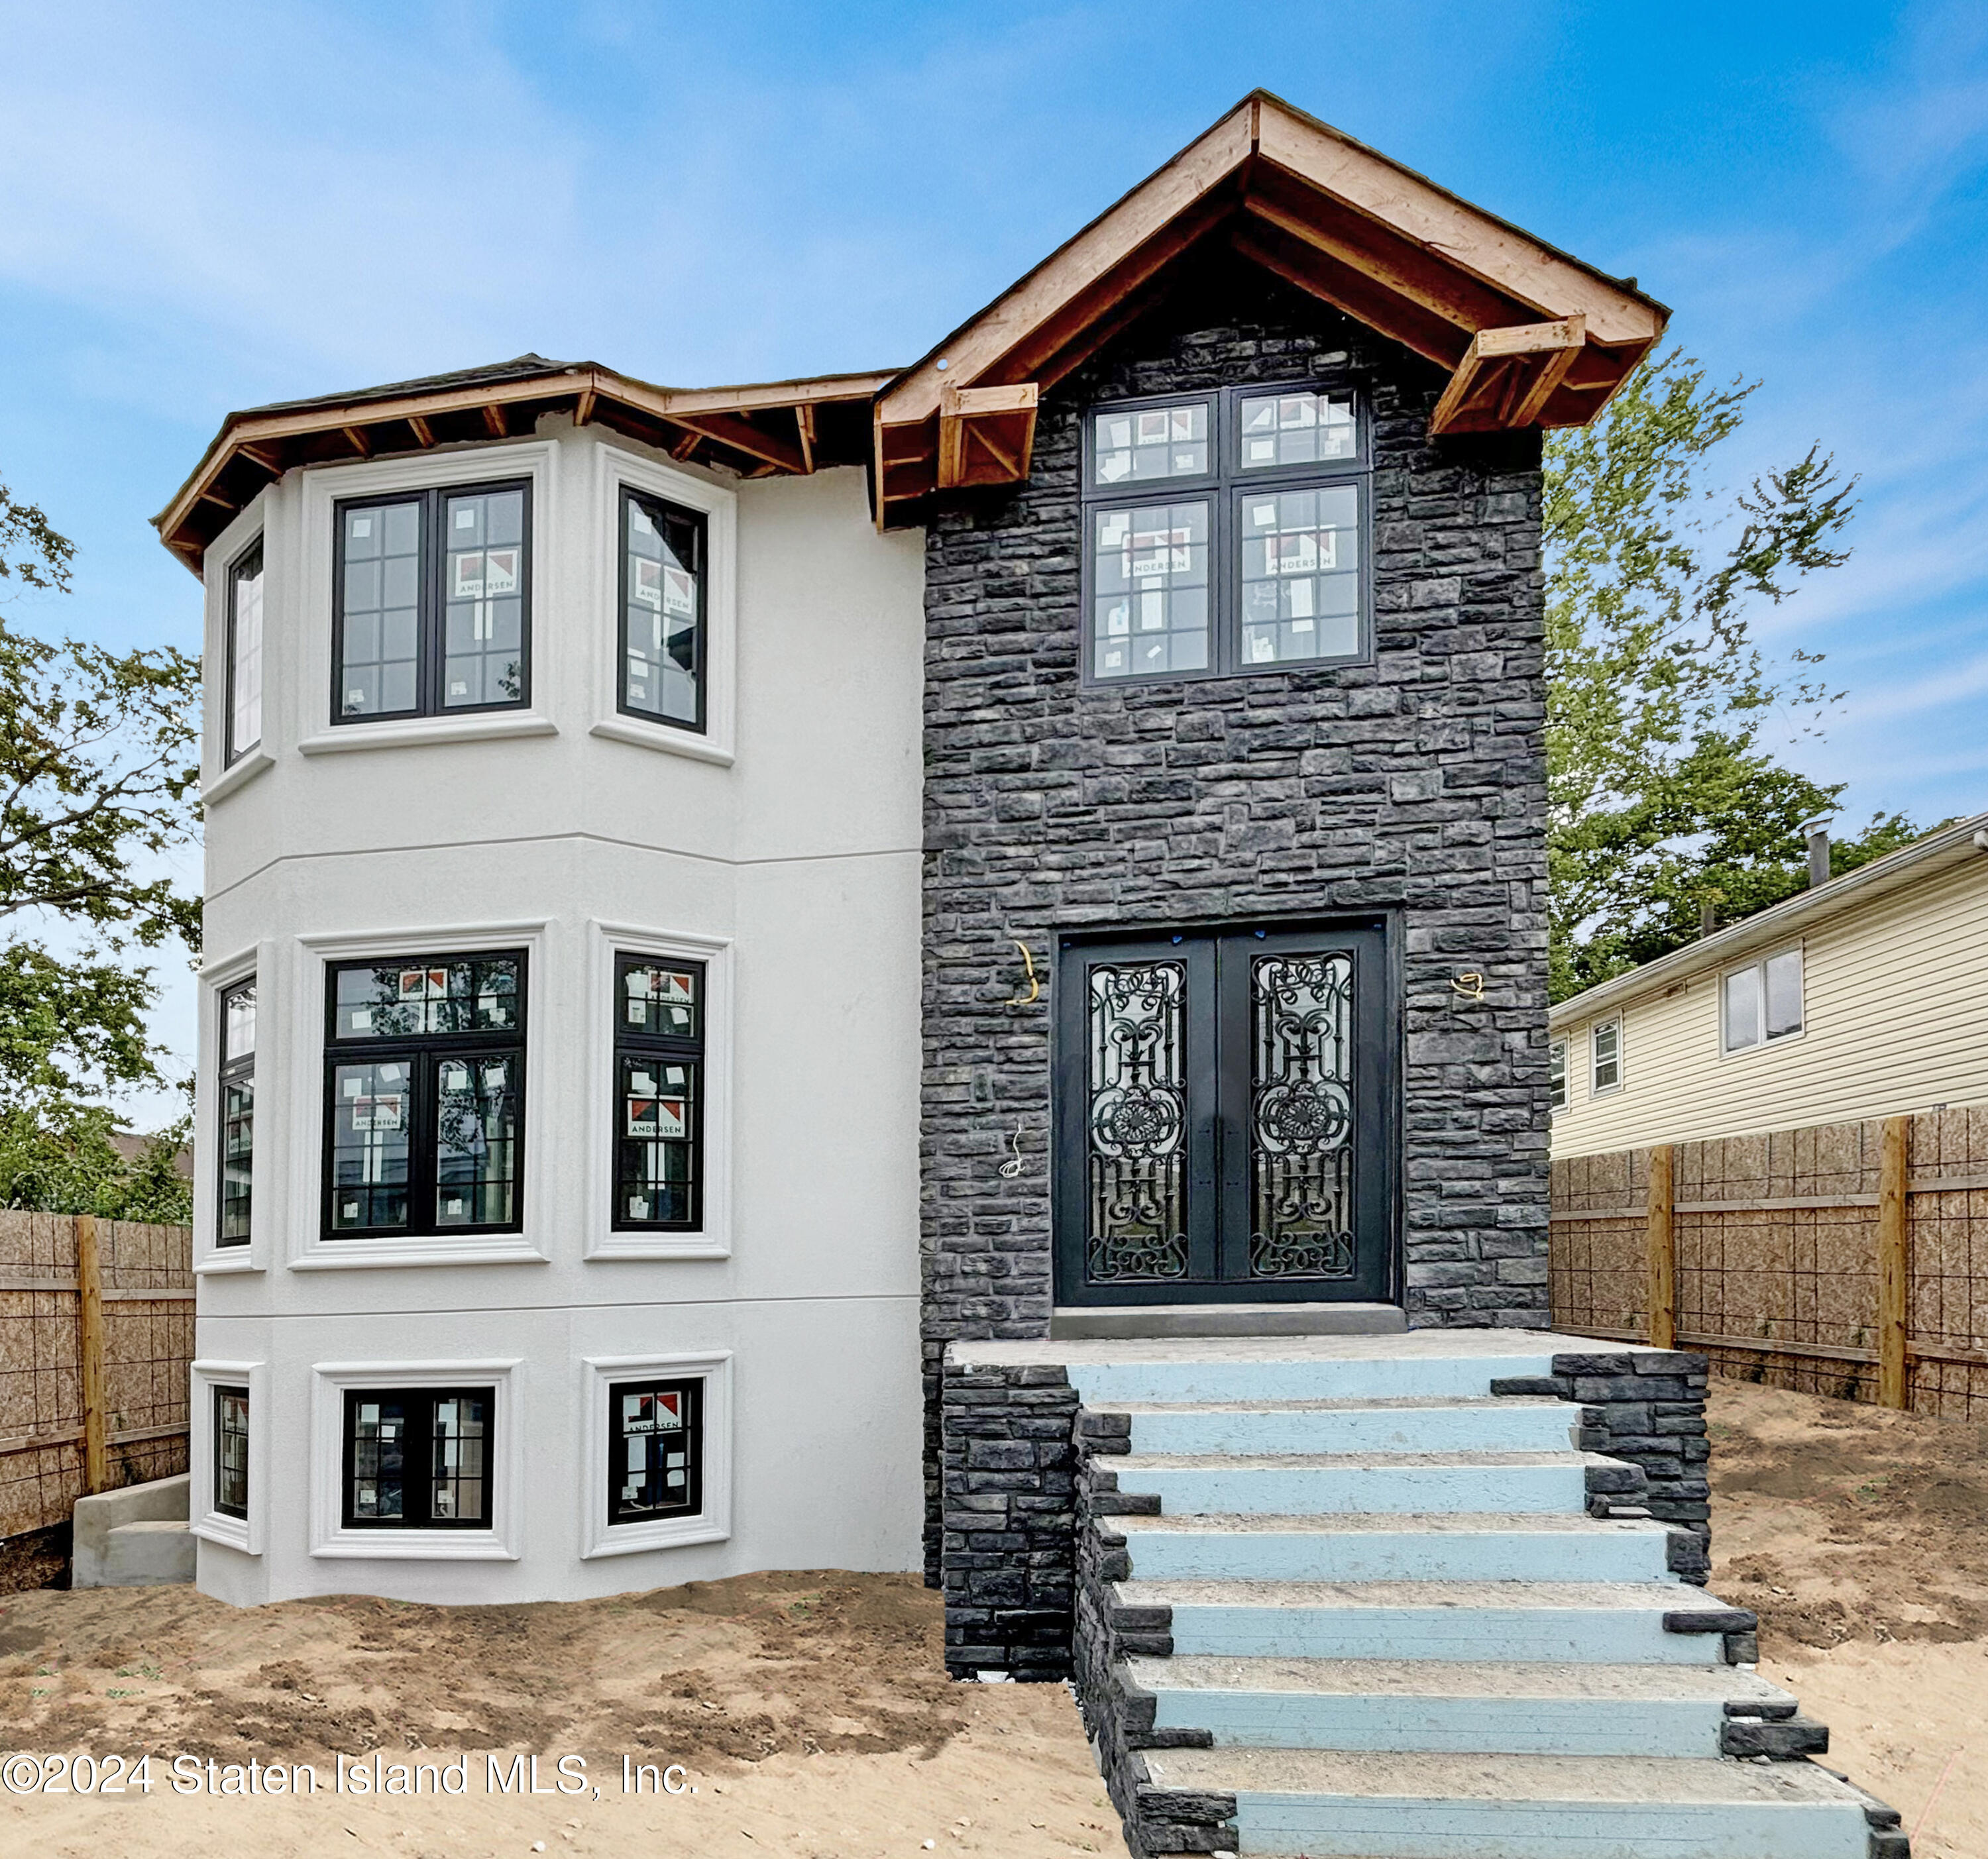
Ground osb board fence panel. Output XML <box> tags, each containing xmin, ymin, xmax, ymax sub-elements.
<box><xmin>1550</xmin><ymin>1107</ymin><xmax>1988</xmax><ymax>1418</ymax></box>
<box><xmin>0</xmin><ymin>1212</ymin><xmax>194</xmax><ymax>1539</ymax></box>
<box><xmin>1548</xmin><ymin>1146</ymin><xmax>1651</xmax><ymax>1337</ymax></box>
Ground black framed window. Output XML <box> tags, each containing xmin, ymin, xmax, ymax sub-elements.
<box><xmin>1081</xmin><ymin>384</ymin><xmax>1369</xmax><ymax>684</ymax></box>
<box><xmin>323</xmin><ymin>952</ymin><xmax>525</xmax><ymax>1239</ymax></box>
<box><xmin>218</xmin><ymin>979</ymin><xmax>256</xmax><ymax>1246</ymax></box>
<box><xmin>608</xmin><ymin>1377</ymin><xmax>702</xmax><ymax>1526</ymax></box>
<box><xmin>619</xmin><ymin>488</ymin><xmax>706</xmax><ymax>731</ymax></box>
<box><xmin>343</xmin><ymin>1387</ymin><xmax>492</xmax><ymax>1529</ymax></box>
<box><xmin>333</xmin><ymin>480</ymin><xmax>530</xmax><ymax>722</ymax></box>
<box><xmin>213</xmin><ymin>1385</ymin><xmax>249</xmax><ymax>1519</ymax></box>
<box><xmin>613</xmin><ymin>955</ymin><xmax>704</xmax><ymax>1230</ymax></box>
<box><xmin>225</xmin><ymin>539</ymin><xmax>264</xmax><ymax>763</ymax></box>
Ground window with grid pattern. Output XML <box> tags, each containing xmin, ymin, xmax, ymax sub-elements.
<box><xmin>341</xmin><ymin>1387</ymin><xmax>492</xmax><ymax>1529</ymax></box>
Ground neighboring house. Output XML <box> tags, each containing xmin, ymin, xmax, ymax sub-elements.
<box><xmin>156</xmin><ymin>91</ymin><xmax>1665</xmax><ymax>1607</ymax></box>
<box><xmin>1549</xmin><ymin>812</ymin><xmax>1988</xmax><ymax>1156</ymax></box>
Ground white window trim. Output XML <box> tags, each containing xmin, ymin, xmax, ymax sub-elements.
<box><xmin>1547</xmin><ymin>1036</ymin><xmax>1569</xmax><ymax>1114</ymax></box>
<box><xmin>589</xmin><ymin>436</ymin><xmax>738</xmax><ymax>768</ymax></box>
<box><xmin>579</xmin><ymin>1351</ymin><xmax>732</xmax><ymax>1559</ymax></box>
<box><xmin>194</xmin><ymin>940</ymin><xmax>267</xmax><ymax>1275</ymax></box>
<box><xmin>586</xmin><ymin>920</ymin><xmax>734</xmax><ymax>1260</ymax></box>
<box><xmin>1590</xmin><ymin>1017</ymin><xmax>1624</xmax><ymax>1098</ymax></box>
<box><xmin>294</xmin><ymin>441</ymin><xmax>558</xmax><ymax>753</ymax></box>
<box><xmin>189</xmin><ymin>1359</ymin><xmax>267</xmax><ymax>1556</ymax></box>
<box><xmin>309</xmin><ymin>1358</ymin><xmax>522</xmax><ymax>1560</ymax></box>
<box><xmin>288</xmin><ymin>922</ymin><xmax>552</xmax><ymax>1270</ymax></box>
<box><xmin>1719</xmin><ymin>944</ymin><xmax>1806</xmax><ymax>1058</ymax></box>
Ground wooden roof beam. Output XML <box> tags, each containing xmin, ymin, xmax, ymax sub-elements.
<box><xmin>1229</xmin><ymin>222</ymin><xmax>1468</xmax><ymax>371</ymax></box>
<box><xmin>795</xmin><ymin>403</ymin><xmax>816</xmax><ymax>474</ymax></box>
<box><xmin>1429</xmin><ymin>317</ymin><xmax>1585</xmax><ymax>435</ymax></box>
<box><xmin>661</xmin><ymin>410</ymin><xmax>807</xmax><ymax>476</ymax></box>
<box><xmin>938</xmin><ymin>383</ymin><xmax>1038</xmax><ymax>490</ymax></box>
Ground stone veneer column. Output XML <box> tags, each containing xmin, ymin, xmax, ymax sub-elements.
<box><xmin>918</xmin><ymin>266</ymin><xmax>1553</xmax><ymax>1575</ymax></box>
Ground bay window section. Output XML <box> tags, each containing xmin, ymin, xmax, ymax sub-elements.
<box><xmin>342</xmin><ymin>1387</ymin><xmax>492</xmax><ymax>1529</ymax></box>
<box><xmin>614</xmin><ymin>955</ymin><xmax>704</xmax><ymax>1230</ymax></box>
<box><xmin>620</xmin><ymin>490</ymin><xmax>706</xmax><ymax>731</ymax></box>
<box><xmin>1083</xmin><ymin>384</ymin><xmax>1369</xmax><ymax>684</ymax></box>
<box><xmin>334</xmin><ymin>481</ymin><xmax>529</xmax><ymax>722</ymax></box>
<box><xmin>218</xmin><ymin>979</ymin><xmax>256</xmax><ymax>1246</ymax></box>
<box><xmin>225</xmin><ymin>540</ymin><xmax>264</xmax><ymax>763</ymax></box>
<box><xmin>323</xmin><ymin>953</ymin><xmax>524</xmax><ymax>1240</ymax></box>
<box><xmin>608</xmin><ymin>1377</ymin><xmax>703</xmax><ymax>1526</ymax></box>
<box><xmin>214</xmin><ymin>1386</ymin><xmax>250</xmax><ymax>1519</ymax></box>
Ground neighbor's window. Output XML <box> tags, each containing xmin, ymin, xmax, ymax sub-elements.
<box><xmin>218</xmin><ymin>979</ymin><xmax>256</xmax><ymax>1246</ymax></box>
<box><xmin>1724</xmin><ymin>947</ymin><xmax>1804</xmax><ymax>1053</ymax></box>
<box><xmin>1083</xmin><ymin>384</ymin><xmax>1366</xmax><ymax>682</ymax></box>
<box><xmin>620</xmin><ymin>488</ymin><xmax>706</xmax><ymax>731</ymax></box>
<box><xmin>1548</xmin><ymin>1037</ymin><xmax>1568</xmax><ymax>1112</ymax></box>
<box><xmin>342</xmin><ymin>1388</ymin><xmax>492</xmax><ymax>1529</ymax></box>
<box><xmin>608</xmin><ymin>1377</ymin><xmax>702</xmax><ymax>1526</ymax></box>
<box><xmin>1591</xmin><ymin>1018</ymin><xmax>1622</xmax><ymax>1095</ymax></box>
<box><xmin>334</xmin><ymin>481</ymin><xmax>529</xmax><ymax>721</ymax></box>
<box><xmin>226</xmin><ymin>540</ymin><xmax>264</xmax><ymax>763</ymax></box>
<box><xmin>323</xmin><ymin>953</ymin><xmax>525</xmax><ymax>1238</ymax></box>
<box><xmin>614</xmin><ymin>954</ymin><xmax>704</xmax><ymax>1230</ymax></box>
<box><xmin>214</xmin><ymin>1385</ymin><xmax>250</xmax><ymax>1520</ymax></box>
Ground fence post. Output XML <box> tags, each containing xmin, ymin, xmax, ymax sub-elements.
<box><xmin>1879</xmin><ymin>1116</ymin><xmax>1911</xmax><ymax>1409</ymax></box>
<box><xmin>1645</xmin><ymin>1143</ymin><xmax>1676</xmax><ymax>1350</ymax></box>
<box><xmin>76</xmin><ymin>1213</ymin><xmax>109</xmax><ymax>1495</ymax></box>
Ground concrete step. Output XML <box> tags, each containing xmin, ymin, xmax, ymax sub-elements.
<box><xmin>1126</xmin><ymin>1656</ymin><xmax>1798</xmax><ymax>1757</ymax></box>
<box><xmin>1068</xmin><ymin>1347</ymin><xmax>1555</xmax><ymax>1407</ymax></box>
<box><xmin>1137</xmin><ymin>1748</ymin><xmax>1874</xmax><ymax>1858</ymax></box>
<box><xmin>1113</xmin><ymin>1512</ymin><xmax>1679</xmax><ymax>1584</ymax></box>
<box><xmin>1052</xmin><ymin>1302</ymin><xmax>1408</xmax><ymax>1340</ymax></box>
<box><xmin>1114</xmin><ymin>1579</ymin><xmax>1738</xmax><ymax>1664</ymax></box>
<box><xmin>1106</xmin><ymin>1397</ymin><xmax>1581</xmax><ymax>1458</ymax></box>
<box><xmin>1106</xmin><ymin>1449</ymin><xmax>1604</xmax><ymax>1516</ymax></box>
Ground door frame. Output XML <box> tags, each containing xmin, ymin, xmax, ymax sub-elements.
<box><xmin>1051</xmin><ymin>912</ymin><xmax>1400</xmax><ymax>1308</ymax></box>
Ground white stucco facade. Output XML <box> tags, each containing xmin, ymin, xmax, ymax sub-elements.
<box><xmin>189</xmin><ymin>415</ymin><xmax>928</xmax><ymax>1604</ymax></box>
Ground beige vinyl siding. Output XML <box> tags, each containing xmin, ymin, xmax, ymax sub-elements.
<box><xmin>1551</xmin><ymin>852</ymin><xmax>1988</xmax><ymax>1157</ymax></box>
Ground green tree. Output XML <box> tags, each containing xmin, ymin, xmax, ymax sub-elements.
<box><xmin>0</xmin><ymin>474</ymin><xmax>199</xmax><ymax>1220</ymax></box>
<box><xmin>1543</xmin><ymin>348</ymin><xmax>1912</xmax><ymax>1002</ymax></box>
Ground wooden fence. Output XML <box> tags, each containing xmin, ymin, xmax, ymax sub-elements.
<box><xmin>0</xmin><ymin>1211</ymin><xmax>194</xmax><ymax>1540</ymax></box>
<box><xmin>1551</xmin><ymin>1104</ymin><xmax>1988</xmax><ymax>1415</ymax></box>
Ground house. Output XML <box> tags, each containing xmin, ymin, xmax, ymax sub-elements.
<box><xmin>152</xmin><ymin>91</ymin><xmax>1929</xmax><ymax>1859</ymax></box>
<box><xmin>1549</xmin><ymin>812</ymin><xmax>1988</xmax><ymax>1157</ymax></box>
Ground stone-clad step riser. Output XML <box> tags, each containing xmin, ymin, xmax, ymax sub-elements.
<box><xmin>1115</xmin><ymin>1460</ymin><xmax>1590</xmax><ymax>1516</ymax></box>
<box><xmin>1069</xmin><ymin>1357</ymin><xmax>1553</xmax><ymax>1406</ymax></box>
<box><xmin>1227</xmin><ymin>1791</ymin><xmax>1871</xmax><ymax>1858</ymax></box>
<box><xmin>1148</xmin><ymin>1689</ymin><xmax>1736</xmax><ymax>1758</ymax></box>
<box><xmin>1125</xmin><ymin>1404</ymin><xmax>1580</xmax><ymax>1457</ymax></box>
<box><xmin>1118</xmin><ymin>1525</ymin><xmax>1676</xmax><ymax>1585</ymax></box>
<box><xmin>1164</xmin><ymin>1603</ymin><xmax>1728</xmax><ymax>1664</ymax></box>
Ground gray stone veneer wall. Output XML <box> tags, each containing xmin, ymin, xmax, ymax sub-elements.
<box><xmin>919</xmin><ymin>266</ymin><xmax>1554</xmax><ymax>1575</ymax></box>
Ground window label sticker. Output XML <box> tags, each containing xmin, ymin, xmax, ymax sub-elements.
<box><xmin>353</xmin><ymin>1094</ymin><xmax>403</xmax><ymax>1132</ymax></box>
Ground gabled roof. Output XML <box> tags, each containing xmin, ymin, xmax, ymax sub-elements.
<box><xmin>872</xmin><ymin>89</ymin><xmax>1669</xmax><ymax>522</ymax></box>
<box><xmin>1548</xmin><ymin>813</ymin><xmax>1988</xmax><ymax>1030</ymax></box>
<box><xmin>153</xmin><ymin>356</ymin><xmax>899</xmax><ymax>573</ymax></box>
<box><xmin>157</xmin><ymin>89</ymin><xmax>1670</xmax><ymax>568</ymax></box>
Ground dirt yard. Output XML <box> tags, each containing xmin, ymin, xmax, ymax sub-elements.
<box><xmin>0</xmin><ymin>1570</ymin><xmax>1124</xmax><ymax>1858</ymax></box>
<box><xmin>1710</xmin><ymin>1376</ymin><xmax>1988</xmax><ymax>1858</ymax></box>
<box><xmin>0</xmin><ymin>1377</ymin><xmax>1982</xmax><ymax>1858</ymax></box>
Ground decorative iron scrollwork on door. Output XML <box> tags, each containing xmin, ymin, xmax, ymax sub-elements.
<box><xmin>1249</xmin><ymin>953</ymin><xmax>1355</xmax><ymax>1279</ymax></box>
<box><xmin>1085</xmin><ymin>961</ymin><xmax>1188</xmax><ymax>1280</ymax></box>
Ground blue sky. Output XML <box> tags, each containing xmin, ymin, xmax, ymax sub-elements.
<box><xmin>3</xmin><ymin>0</ymin><xmax>1986</xmax><ymax>1112</ymax></box>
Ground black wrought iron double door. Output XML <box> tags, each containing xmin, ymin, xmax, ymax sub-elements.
<box><xmin>1053</xmin><ymin>925</ymin><xmax>1392</xmax><ymax>1304</ymax></box>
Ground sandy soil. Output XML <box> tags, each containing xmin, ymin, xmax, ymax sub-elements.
<box><xmin>2</xmin><ymin>1379</ymin><xmax>1982</xmax><ymax>1858</ymax></box>
<box><xmin>1710</xmin><ymin>1377</ymin><xmax>1988</xmax><ymax>1858</ymax></box>
<box><xmin>0</xmin><ymin>1570</ymin><xmax>1126</xmax><ymax>1858</ymax></box>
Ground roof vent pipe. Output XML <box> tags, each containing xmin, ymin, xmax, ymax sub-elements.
<box><xmin>1805</xmin><ymin>823</ymin><xmax>1831</xmax><ymax>889</ymax></box>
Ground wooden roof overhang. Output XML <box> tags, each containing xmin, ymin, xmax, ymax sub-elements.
<box><xmin>154</xmin><ymin>358</ymin><xmax>899</xmax><ymax>574</ymax></box>
<box><xmin>871</xmin><ymin>91</ymin><xmax>1669</xmax><ymax>526</ymax></box>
